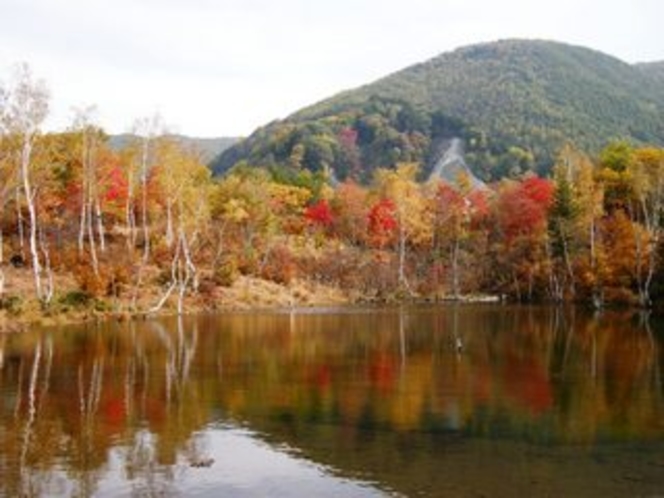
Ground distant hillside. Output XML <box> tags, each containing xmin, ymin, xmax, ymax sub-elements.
<box><xmin>637</xmin><ymin>61</ymin><xmax>664</xmax><ymax>85</ymax></box>
<box><xmin>109</xmin><ymin>134</ymin><xmax>240</xmax><ymax>164</ymax></box>
<box><xmin>212</xmin><ymin>40</ymin><xmax>664</xmax><ymax>182</ymax></box>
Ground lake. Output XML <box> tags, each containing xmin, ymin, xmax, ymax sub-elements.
<box><xmin>0</xmin><ymin>305</ymin><xmax>663</xmax><ymax>497</ymax></box>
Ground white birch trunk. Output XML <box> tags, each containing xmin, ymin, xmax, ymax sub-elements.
<box><xmin>95</xmin><ymin>198</ymin><xmax>106</xmax><ymax>252</ymax></box>
<box><xmin>140</xmin><ymin>136</ymin><xmax>150</xmax><ymax>263</ymax></box>
<box><xmin>20</xmin><ymin>134</ymin><xmax>44</xmax><ymax>301</ymax></box>
<box><xmin>165</xmin><ymin>201</ymin><xmax>174</xmax><ymax>248</ymax></box>
<box><xmin>78</xmin><ymin>191</ymin><xmax>87</xmax><ymax>254</ymax></box>
<box><xmin>86</xmin><ymin>200</ymin><xmax>99</xmax><ymax>276</ymax></box>
<box><xmin>39</xmin><ymin>225</ymin><xmax>54</xmax><ymax>304</ymax></box>
<box><xmin>78</xmin><ymin>138</ymin><xmax>88</xmax><ymax>254</ymax></box>
<box><xmin>125</xmin><ymin>187</ymin><xmax>135</xmax><ymax>250</ymax></box>
<box><xmin>15</xmin><ymin>187</ymin><xmax>24</xmax><ymax>252</ymax></box>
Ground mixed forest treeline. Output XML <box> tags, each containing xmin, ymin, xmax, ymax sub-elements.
<box><xmin>2</xmin><ymin>64</ymin><xmax>664</xmax><ymax>321</ymax></box>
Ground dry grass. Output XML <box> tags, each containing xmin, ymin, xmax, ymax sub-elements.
<box><xmin>0</xmin><ymin>260</ymin><xmax>351</xmax><ymax>333</ymax></box>
<box><xmin>215</xmin><ymin>276</ymin><xmax>348</xmax><ymax>310</ymax></box>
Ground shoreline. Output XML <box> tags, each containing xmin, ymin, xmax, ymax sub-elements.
<box><xmin>0</xmin><ymin>273</ymin><xmax>508</xmax><ymax>333</ymax></box>
<box><xmin>3</xmin><ymin>268</ymin><xmax>651</xmax><ymax>335</ymax></box>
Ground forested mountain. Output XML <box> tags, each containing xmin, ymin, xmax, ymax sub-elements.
<box><xmin>109</xmin><ymin>134</ymin><xmax>239</xmax><ymax>163</ymax></box>
<box><xmin>212</xmin><ymin>40</ymin><xmax>664</xmax><ymax>182</ymax></box>
<box><xmin>637</xmin><ymin>61</ymin><xmax>664</xmax><ymax>85</ymax></box>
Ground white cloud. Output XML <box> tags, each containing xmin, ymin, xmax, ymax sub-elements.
<box><xmin>1</xmin><ymin>0</ymin><xmax>661</xmax><ymax>137</ymax></box>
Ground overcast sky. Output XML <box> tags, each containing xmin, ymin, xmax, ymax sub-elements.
<box><xmin>0</xmin><ymin>0</ymin><xmax>661</xmax><ymax>137</ymax></box>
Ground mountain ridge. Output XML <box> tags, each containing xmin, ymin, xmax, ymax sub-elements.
<box><xmin>637</xmin><ymin>60</ymin><xmax>664</xmax><ymax>84</ymax></box>
<box><xmin>109</xmin><ymin>134</ymin><xmax>240</xmax><ymax>164</ymax></box>
<box><xmin>212</xmin><ymin>39</ymin><xmax>664</xmax><ymax>181</ymax></box>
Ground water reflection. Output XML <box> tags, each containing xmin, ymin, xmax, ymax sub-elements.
<box><xmin>0</xmin><ymin>306</ymin><xmax>663</xmax><ymax>496</ymax></box>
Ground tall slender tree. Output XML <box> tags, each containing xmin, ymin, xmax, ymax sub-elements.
<box><xmin>373</xmin><ymin>163</ymin><xmax>431</xmax><ymax>294</ymax></box>
<box><xmin>71</xmin><ymin>106</ymin><xmax>106</xmax><ymax>276</ymax></box>
<box><xmin>133</xmin><ymin>115</ymin><xmax>161</xmax><ymax>263</ymax></box>
<box><xmin>1</xmin><ymin>64</ymin><xmax>52</xmax><ymax>303</ymax></box>
<box><xmin>629</xmin><ymin>147</ymin><xmax>664</xmax><ymax>307</ymax></box>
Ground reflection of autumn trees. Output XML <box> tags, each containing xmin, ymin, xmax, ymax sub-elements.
<box><xmin>0</xmin><ymin>307</ymin><xmax>662</xmax><ymax>495</ymax></box>
<box><xmin>0</xmin><ymin>318</ymin><xmax>207</xmax><ymax>496</ymax></box>
<box><xmin>210</xmin><ymin>307</ymin><xmax>663</xmax><ymax>445</ymax></box>
<box><xmin>559</xmin><ymin>311</ymin><xmax>663</xmax><ymax>443</ymax></box>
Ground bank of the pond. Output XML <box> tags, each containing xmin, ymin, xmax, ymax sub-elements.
<box><xmin>0</xmin><ymin>266</ymin><xmax>509</xmax><ymax>333</ymax></box>
<box><xmin>0</xmin><ymin>268</ymin><xmax>353</xmax><ymax>333</ymax></box>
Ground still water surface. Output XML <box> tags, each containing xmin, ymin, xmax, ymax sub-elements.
<box><xmin>0</xmin><ymin>305</ymin><xmax>663</xmax><ymax>497</ymax></box>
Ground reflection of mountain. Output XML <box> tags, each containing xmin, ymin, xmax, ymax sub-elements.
<box><xmin>0</xmin><ymin>307</ymin><xmax>662</xmax><ymax>496</ymax></box>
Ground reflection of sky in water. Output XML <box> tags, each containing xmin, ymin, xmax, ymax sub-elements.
<box><xmin>95</xmin><ymin>425</ymin><xmax>390</xmax><ymax>497</ymax></box>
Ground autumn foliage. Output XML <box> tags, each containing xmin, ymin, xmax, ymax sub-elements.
<box><xmin>367</xmin><ymin>199</ymin><xmax>397</xmax><ymax>247</ymax></box>
<box><xmin>0</xmin><ymin>68</ymin><xmax>663</xmax><ymax>312</ymax></box>
<box><xmin>304</xmin><ymin>199</ymin><xmax>334</xmax><ymax>228</ymax></box>
<box><xmin>497</xmin><ymin>176</ymin><xmax>554</xmax><ymax>241</ymax></box>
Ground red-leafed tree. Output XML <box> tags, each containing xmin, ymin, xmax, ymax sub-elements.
<box><xmin>367</xmin><ymin>198</ymin><xmax>397</xmax><ymax>247</ymax></box>
<box><xmin>497</xmin><ymin>176</ymin><xmax>554</xmax><ymax>241</ymax></box>
<box><xmin>467</xmin><ymin>189</ymin><xmax>490</xmax><ymax>226</ymax></box>
<box><xmin>105</xmin><ymin>162</ymin><xmax>128</xmax><ymax>205</ymax></box>
<box><xmin>304</xmin><ymin>199</ymin><xmax>334</xmax><ymax>228</ymax></box>
<box><xmin>492</xmin><ymin>176</ymin><xmax>554</xmax><ymax>300</ymax></box>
